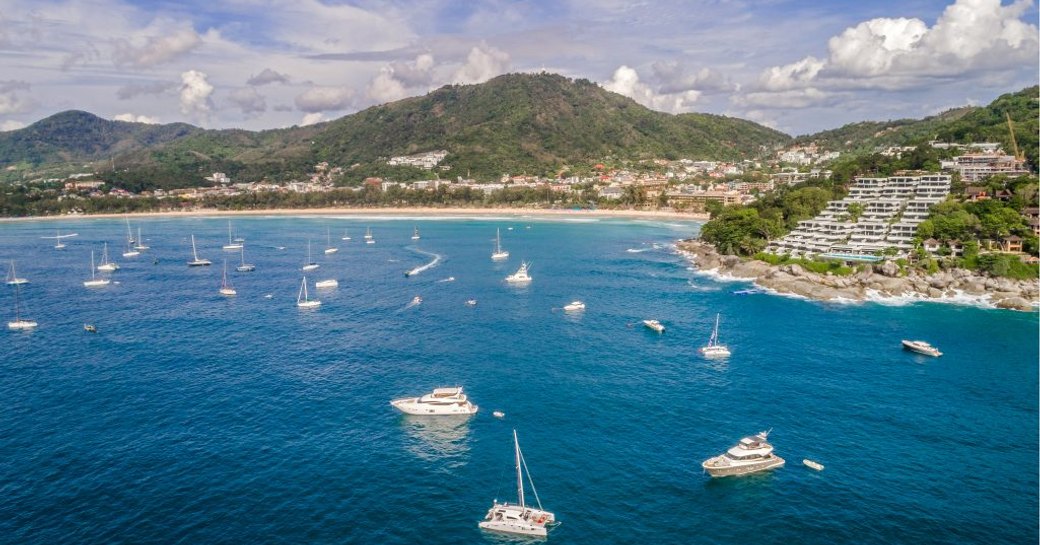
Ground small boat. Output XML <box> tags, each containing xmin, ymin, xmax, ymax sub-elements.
<box><xmin>187</xmin><ymin>235</ymin><xmax>211</xmax><ymax>266</ymax></box>
<box><xmin>465</xmin><ymin>299</ymin><xmax>477</xmax><ymax>306</ymax></box>
<box><xmin>236</xmin><ymin>246</ymin><xmax>255</xmax><ymax>272</ymax></box>
<box><xmin>702</xmin><ymin>430</ymin><xmax>785</xmax><ymax>477</ymax></box>
<box><xmin>478</xmin><ymin>430</ymin><xmax>557</xmax><ymax>537</ymax></box>
<box><xmin>296</xmin><ymin>277</ymin><xmax>321</xmax><ymax>309</ymax></box>
<box><xmin>7</xmin><ymin>281</ymin><xmax>37</xmax><ymax>330</ymax></box>
<box><xmin>5</xmin><ymin>260</ymin><xmax>28</xmax><ymax>285</ymax></box>
<box><xmin>133</xmin><ymin>227</ymin><xmax>149</xmax><ymax>251</ymax></box>
<box><xmin>222</xmin><ymin>220</ymin><xmax>243</xmax><ymax>251</ymax></box>
<box><xmin>83</xmin><ymin>251</ymin><xmax>111</xmax><ymax>287</ymax></box>
<box><xmin>124</xmin><ymin>217</ymin><xmax>135</xmax><ymax>244</ymax></box>
<box><xmin>643</xmin><ymin>319</ymin><xmax>665</xmax><ymax>333</ymax></box>
<box><xmin>341</xmin><ymin>229</ymin><xmax>351</xmax><ymax>241</ymax></box>
<box><xmin>219</xmin><ymin>260</ymin><xmax>237</xmax><ymax>296</ymax></box>
<box><xmin>315</xmin><ymin>279</ymin><xmax>338</xmax><ymax>289</ymax></box>
<box><xmin>563</xmin><ymin>300</ymin><xmax>585</xmax><ymax>312</ymax></box>
<box><xmin>505</xmin><ymin>261</ymin><xmax>532</xmax><ymax>284</ymax></box>
<box><xmin>43</xmin><ymin>229</ymin><xmax>78</xmax><ymax>250</ymax></box>
<box><xmin>491</xmin><ymin>228</ymin><xmax>509</xmax><ymax>261</ymax></box>
<box><xmin>492</xmin><ymin>411</ymin><xmax>505</xmax><ymax>418</ymax></box>
<box><xmin>122</xmin><ymin>240</ymin><xmax>140</xmax><ymax>258</ymax></box>
<box><xmin>324</xmin><ymin>227</ymin><xmax>338</xmax><ymax>254</ymax></box>
<box><xmin>390</xmin><ymin>386</ymin><xmax>478</xmax><ymax>416</ymax></box>
<box><xmin>699</xmin><ymin>313</ymin><xmax>730</xmax><ymax>358</ymax></box>
<box><xmin>803</xmin><ymin>459</ymin><xmax>824</xmax><ymax>471</ymax></box>
<box><xmin>302</xmin><ymin>240</ymin><xmax>319</xmax><ymax>271</ymax></box>
<box><xmin>411</xmin><ymin>296</ymin><xmax>422</xmax><ymax>305</ymax></box>
<box><xmin>411</xmin><ymin>226</ymin><xmax>420</xmax><ymax>240</ymax></box>
<box><xmin>364</xmin><ymin>227</ymin><xmax>375</xmax><ymax>244</ymax></box>
<box><xmin>902</xmin><ymin>339</ymin><xmax>942</xmax><ymax>357</ymax></box>
<box><xmin>97</xmin><ymin>243</ymin><xmax>120</xmax><ymax>271</ymax></box>
<box><xmin>84</xmin><ymin>324</ymin><xmax>97</xmax><ymax>333</ymax></box>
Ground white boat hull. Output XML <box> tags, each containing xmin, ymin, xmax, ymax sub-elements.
<box><xmin>702</xmin><ymin>455</ymin><xmax>785</xmax><ymax>477</ymax></box>
<box><xmin>315</xmin><ymin>280</ymin><xmax>338</xmax><ymax>289</ymax></box>
<box><xmin>8</xmin><ymin>319</ymin><xmax>38</xmax><ymax>330</ymax></box>
<box><xmin>700</xmin><ymin>346</ymin><xmax>730</xmax><ymax>358</ymax></box>
<box><xmin>236</xmin><ymin>265</ymin><xmax>255</xmax><ymax>272</ymax></box>
<box><xmin>478</xmin><ymin>520</ymin><xmax>547</xmax><ymax>537</ymax></box>
<box><xmin>83</xmin><ymin>279</ymin><xmax>110</xmax><ymax>287</ymax></box>
<box><xmin>98</xmin><ymin>264</ymin><xmax>119</xmax><ymax>272</ymax></box>
<box><xmin>297</xmin><ymin>301</ymin><xmax>321</xmax><ymax>309</ymax></box>
<box><xmin>902</xmin><ymin>340</ymin><xmax>941</xmax><ymax>357</ymax></box>
<box><xmin>223</xmin><ymin>244</ymin><xmax>243</xmax><ymax>251</ymax></box>
<box><xmin>220</xmin><ymin>288</ymin><xmax>237</xmax><ymax>296</ymax></box>
<box><xmin>324</xmin><ymin>248</ymin><xmax>338</xmax><ymax>254</ymax></box>
<box><xmin>390</xmin><ymin>398</ymin><xmax>478</xmax><ymax>416</ymax></box>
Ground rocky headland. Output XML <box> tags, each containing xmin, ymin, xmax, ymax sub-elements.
<box><xmin>678</xmin><ymin>240</ymin><xmax>1039</xmax><ymax>311</ymax></box>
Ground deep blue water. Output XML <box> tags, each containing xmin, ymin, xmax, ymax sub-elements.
<box><xmin>1</xmin><ymin>215</ymin><xmax>1037</xmax><ymax>544</ymax></box>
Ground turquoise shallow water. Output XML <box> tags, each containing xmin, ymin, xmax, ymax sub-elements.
<box><xmin>1</xmin><ymin>216</ymin><xmax>1037</xmax><ymax>544</ymax></box>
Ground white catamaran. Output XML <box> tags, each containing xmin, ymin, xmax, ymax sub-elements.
<box><xmin>492</xmin><ymin>228</ymin><xmax>509</xmax><ymax>261</ymax></box>
<box><xmin>699</xmin><ymin>313</ymin><xmax>731</xmax><ymax>358</ymax></box>
<box><xmin>479</xmin><ymin>430</ymin><xmax>558</xmax><ymax>537</ymax></box>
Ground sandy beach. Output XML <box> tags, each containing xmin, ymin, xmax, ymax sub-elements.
<box><xmin>0</xmin><ymin>207</ymin><xmax>709</xmax><ymax>223</ymax></box>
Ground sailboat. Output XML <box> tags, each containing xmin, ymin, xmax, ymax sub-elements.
<box><xmin>187</xmin><ymin>235</ymin><xmax>212</xmax><ymax>266</ymax></box>
<box><xmin>302</xmin><ymin>240</ymin><xmax>319</xmax><ymax>271</ymax></box>
<box><xmin>699</xmin><ymin>313</ymin><xmax>731</xmax><ymax>358</ymax></box>
<box><xmin>7</xmin><ymin>281</ymin><xmax>37</xmax><ymax>330</ymax></box>
<box><xmin>364</xmin><ymin>227</ymin><xmax>375</xmax><ymax>244</ymax></box>
<box><xmin>122</xmin><ymin>238</ymin><xmax>140</xmax><ymax>258</ymax></box>
<box><xmin>324</xmin><ymin>227</ymin><xmax>338</xmax><ymax>254</ymax></box>
<box><xmin>97</xmin><ymin>243</ymin><xmax>120</xmax><ymax>271</ymax></box>
<box><xmin>411</xmin><ymin>226</ymin><xmax>420</xmax><ymax>240</ymax></box>
<box><xmin>236</xmin><ymin>246</ymin><xmax>255</xmax><ymax>272</ymax></box>
<box><xmin>42</xmin><ymin>229</ymin><xmax>78</xmax><ymax>250</ymax></box>
<box><xmin>341</xmin><ymin>229</ymin><xmax>352</xmax><ymax>241</ymax></box>
<box><xmin>296</xmin><ymin>277</ymin><xmax>321</xmax><ymax>308</ymax></box>
<box><xmin>5</xmin><ymin>260</ymin><xmax>28</xmax><ymax>285</ymax></box>
<box><xmin>478</xmin><ymin>430</ymin><xmax>558</xmax><ymax>537</ymax></box>
<box><xmin>83</xmin><ymin>251</ymin><xmax>111</xmax><ymax>287</ymax></box>
<box><xmin>492</xmin><ymin>228</ymin><xmax>509</xmax><ymax>260</ymax></box>
<box><xmin>219</xmin><ymin>260</ymin><xmax>237</xmax><ymax>296</ymax></box>
<box><xmin>125</xmin><ymin>217</ymin><xmax>136</xmax><ymax>245</ymax></box>
<box><xmin>133</xmin><ymin>227</ymin><xmax>149</xmax><ymax>251</ymax></box>
<box><xmin>223</xmin><ymin>220</ymin><xmax>243</xmax><ymax>251</ymax></box>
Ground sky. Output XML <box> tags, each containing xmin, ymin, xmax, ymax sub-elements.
<box><xmin>0</xmin><ymin>0</ymin><xmax>1036</xmax><ymax>136</ymax></box>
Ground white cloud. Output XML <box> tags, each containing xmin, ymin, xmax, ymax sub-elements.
<box><xmin>228</xmin><ymin>88</ymin><xmax>267</xmax><ymax>114</ymax></box>
<box><xmin>300</xmin><ymin>112</ymin><xmax>324</xmax><ymax>126</ymax></box>
<box><xmin>366</xmin><ymin>68</ymin><xmax>409</xmax><ymax>104</ymax></box>
<box><xmin>113</xmin><ymin>113</ymin><xmax>160</xmax><ymax>124</ymax></box>
<box><xmin>759</xmin><ymin>57</ymin><xmax>826</xmax><ymax>92</ymax></box>
<box><xmin>0</xmin><ymin>80</ymin><xmax>35</xmax><ymax>115</ymax></box>
<box><xmin>247</xmin><ymin>68</ymin><xmax>290</xmax><ymax>86</ymax></box>
<box><xmin>294</xmin><ymin>86</ymin><xmax>354</xmax><ymax>113</ymax></box>
<box><xmin>651</xmin><ymin>62</ymin><xmax>736</xmax><ymax>93</ymax></box>
<box><xmin>602</xmin><ymin>65</ymin><xmax>701</xmax><ymax>113</ymax></box>
<box><xmin>179</xmin><ymin>70</ymin><xmax>214</xmax><ymax>118</ymax></box>
<box><xmin>451</xmin><ymin>44</ymin><xmax>510</xmax><ymax>85</ymax></box>
<box><xmin>0</xmin><ymin>120</ymin><xmax>26</xmax><ymax>132</ymax></box>
<box><xmin>113</xmin><ymin>26</ymin><xmax>202</xmax><ymax>69</ymax></box>
<box><xmin>365</xmin><ymin>53</ymin><xmax>436</xmax><ymax>105</ymax></box>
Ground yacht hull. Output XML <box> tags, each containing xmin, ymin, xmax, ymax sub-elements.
<box><xmin>478</xmin><ymin>521</ymin><xmax>547</xmax><ymax>537</ymax></box>
<box><xmin>390</xmin><ymin>398</ymin><xmax>477</xmax><ymax>416</ymax></box>
<box><xmin>702</xmin><ymin>455</ymin><xmax>785</xmax><ymax>477</ymax></box>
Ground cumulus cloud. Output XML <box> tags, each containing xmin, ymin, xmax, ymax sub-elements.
<box><xmin>0</xmin><ymin>120</ymin><xmax>26</xmax><ymax>132</ymax></box>
<box><xmin>113</xmin><ymin>113</ymin><xmax>160</xmax><ymax>124</ymax></box>
<box><xmin>758</xmin><ymin>57</ymin><xmax>826</xmax><ymax>92</ymax></box>
<box><xmin>734</xmin><ymin>88</ymin><xmax>835</xmax><ymax>109</ymax></box>
<box><xmin>651</xmin><ymin>62</ymin><xmax>736</xmax><ymax>94</ymax></box>
<box><xmin>0</xmin><ymin>80</ymin><xmax>35</xmax><ymax>115</ymax></box>
<box><xmin>451</xmin><ymin>44</ymin><xmax>509</xmax><ymax>85</ymax></box>
<box><xmin>295</xmin><ymin>85</ymin><xmax>354</xmax><ymax>113</ymax></box>
<box><xmin>116</xmin><ymin>80</ymin><xmax>177</xmax><ymax>100</ymax></box>
<box><xmin>179</xmin><ymin>70</ymin><xmax>214</xmax><ymax>118</ymax></box>
<box><xmin>603</xmin><ymin>65</ymin><xmax>701</xmax><ymax>113</ymax></box>
<box><xmin>247</xmin><ymin>68</ymin><xmax>290</xmax><ymax>86</ymax></box>
<box><xmin>228</xmin><ymin>88</ymin><xmax>267</xmax><ymax>114</ymax></box>
<box><xmin>365</xmin><ymin>53</ymin><xmax>436</xmax><ymax>104</ymax></box>
<box><xmin>113</xmin><ymin>27</ymin><xmax>203</xmax><ymax>69</ymax></box>
<box><xmin>300</xmin><ymin>112</ymin><xmax>324</xmax><ymax>126</ymax></box>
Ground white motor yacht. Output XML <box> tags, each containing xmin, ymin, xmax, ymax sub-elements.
<box><xmin>563</xmin><ymin>300</ymin><xmax>585</xmax><ymax>312</ymax></box>
<box><xmin>506</xmin><ymin>261</ymin><xmax>532</xmax><ymax>284</ymax></box>
<box><xmin>315</xmin><ymin>279</ymin><xmax>338</xmax><ymax>289</ymax></box>
<box><xmin>643</xmin><ymin>319</ymin><xmax>665</xmax><ymax>333</ymax></box>
<box><xmin>699</xmin><ymin>313</ymin><xmax>730</xmax><ymax>358</ymax></box>
<box><xmin>902</xmin><ymin>340</ymin><xmax>942</xmax><ymax>357</ymax></box>
<box><xmin>390</xmin><ymin>386</ymin><xmax>478</xmax><ymax>416</ymax></box>
<box><xmin>702</xmin><ymin>430</ymin><xmax>785</xmax><ymax>477</ymax></box>
<box><xmin>479</xmin><ymin>430</ymin><xmax>557</xmax><ymax>537</ymax></box>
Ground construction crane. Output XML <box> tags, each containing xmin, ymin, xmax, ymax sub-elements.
<box><xmin>1005</xmin><ymin>112</ymin><xmax>1024</xmax><ymax>161</ymax></box>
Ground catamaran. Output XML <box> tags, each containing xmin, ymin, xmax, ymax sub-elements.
<box><xmin>133</xmin><ymin>227</ymin><xmax>149</xmax><ymax>251</ymax></box>
<box><xmin>223</xmin><ymin>220</ymin><xmax>243</xmax><ymax>251</ymax></box>
<box><xmin>219</xmin><ymin>260</ymin><xmax>237</xmax><ymax>296</ymax></box>
<box><xmin>98</xmin><ymin>243</ymin><xmax>120</xmax><ymax>272</ymax></box>
<box><xmin>296</xmin><ymin>277</ymin><xmax>321</xmax><ymax>308</ymax></box>
<box><xmin>236</xmin><ymin>246</ymin><xmax>255</xmax><ymax>272</ymax></box>
<box><xmin>5</xmin><ymin>260</ymin><xmax>28</xmax><ymax>285</ymax></box>
<box><xmin>83</xmin><ymin>251</ymin><xmax>111</xmax><ymax>287</ymax></box>
<box><xmin>492</xmin><ymin>228</ymin><xmax>509</xmax><ymax>261</ymax></box>
<box><xmin>302</xmin><ymin>240</ymin><xmax>319</xmax><ymax>271</ymax></box>
<box><xmin>187</xmin><ymin>235</ymin><xmax>212</xmax><ymax>266</ymax></box>
<box><xmin>478</xmin><ymin>430</ymin><xmax>558</xmax><ymax>537</ymax></box>
<box><xmin>324</xmin><ymin>227</ymin><xmax>338</xmax><ymax>254</ymax></box>
<box><xmin>699</xmin><ymin>313</ymin><xmax>730</xmax><ymax>358</ymax></box>
<box><xmin>7</xmin><ymin>281</ymin><xmax>37</xmax><ymax>330</ymax></box>
<box><xmin>411</xmin><ymin>226</ymin><xmax>420</xmax><ymax>240</ymax></box>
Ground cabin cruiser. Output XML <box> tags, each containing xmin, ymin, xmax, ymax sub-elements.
<box><xmin>506</xmin><ymin>261</ymin><xmax>532</xmax><ymax>283</ymax></box>
<box><xmin>563</xmin><ymin>300</ymin><xmax>585</xmax><ymax>312</ymax></box>
<box><xmin>902</xmin><ymin>340</ymin><xmax>942</xmax><ymax>357</ymax></box>
<box><xmin>643</xmin><ymin>319</ymin><xmax>665</xmax><ymax>333</ymax></box>
<box><xmin>390</xmin><ymin>386</ymin><xmax>478</xmax><ymax>416</ymax></box>
<box><xmin>702</xmin><ymin>430</ymin><xmax>785</xmax><ymax>477</ymax></box>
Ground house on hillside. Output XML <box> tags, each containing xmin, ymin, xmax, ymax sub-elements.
<box><xmin>922</xmin><ymin>238</ymin><xmax>942</xmax><ymax>253</ymax></box>
<box><xmin>1000</xmin><ymin>235</ymin><xmax>1023</xmax><ymax>253</ymax></box>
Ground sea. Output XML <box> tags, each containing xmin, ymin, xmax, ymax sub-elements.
<box><xmin>1</xmin><ymin>215</ymin><xmax>1037</xmax><ymax>544</ymax></box>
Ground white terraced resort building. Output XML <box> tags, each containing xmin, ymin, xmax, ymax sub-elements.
<box><xmin>766</xmin><ymin>174</ymin><xmax>951</xmax><ymax>260</ymax></box>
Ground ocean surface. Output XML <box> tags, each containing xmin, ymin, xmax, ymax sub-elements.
<box><xmin>1</xmin><ymin>215</ymin><xmax>1037</xmax><ymax>544</ymax></box>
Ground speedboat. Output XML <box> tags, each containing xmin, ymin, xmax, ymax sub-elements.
<box><xmin>493</xmin><ymin>411</ymin><xmax>505</xmax><ymax>418</ymax></box>
<box><xmin>643</xmin><ymin>319</ymin><xmax>665</xmax><ymax>333</ymax></box>
<box><xmin>563</xmin><ymin>300</ymin><xmax>585</xmax><ymax>312</ymax></box>
<box><xmin>702</xmin><ymin>430</ymin><xmax>785</xmax><ymax>477</ymax></box>
<box><xmin>505</xmin><ymin>261</ymin><xmax>532</xmax><ymax>284</ymax></box>
<box><xmin>411</xmin><ymin>296</ymin><xmax>422</xmax><ymax>305</ymax></box>
<box><xmin>84</xmin><ymin>324</ymin><xmax>97</xmax><ymax>333</ymax></box>
<box><xmin>315</xmin><ymin>279</ymin><xmax>339</xmax><ymax>289</ymax></box>
<box><xmin>902</xmin><ymin>340</ymin><xmax>942</xmax><ymax>357</ymax></box>
<box><xmin>390</xmin><ymin>386</ymin><xmax>478</xmax><ymax>416</ymax></box>
<box><xmin>479</xmin><ymin>430</ymin><xmax>557</xmax><ymax>537</ymax></box>
<box><xmin>465</xmin><ymin>299</ymin><xmax>477</xmax><ymax>306</ymax></box>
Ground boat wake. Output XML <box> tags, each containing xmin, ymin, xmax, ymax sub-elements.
<box><xmin>436</xmin><ymin>276</ymin><xmax>456</xmax><ymax>283</ymax></box>
<box><xmin>404</xmin><ymin>247</ymin><xmax>442</xmax><ymax>277</ymax></box>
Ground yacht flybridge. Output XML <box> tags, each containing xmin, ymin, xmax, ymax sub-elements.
<box><xmin>478</xmin><ymin>430</ymin><xmax>558</xmax><ymax>537</ymax></box>
<box><xmin>390</xmin><ymin>386</ymin><xmax>478</xmax><ymax>416</ymax></box>
<box><xmin>506</xmin><ymin>261</ymin><xmax>532</xmax><ymax>284</ymax></box>
<box><xmin>702</xmin><ymin>430</ymin><xmax>785</xmax><ymax>477</ymax></box>
<box><xmin>699</xmin><ymin>313</ymin><xmax>730</xmax><ymax>358</ymax></box>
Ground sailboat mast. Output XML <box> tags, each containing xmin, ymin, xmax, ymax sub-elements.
<box><xmin>514</xmin><ymin>429</ymin><xmax>525</xmax><ymax>508</ymax></box>
<box><xmin>192</xmin><ymin>235</ymin><xmax>199</xmax><ymax>260</ymax></box>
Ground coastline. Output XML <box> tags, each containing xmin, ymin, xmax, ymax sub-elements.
<box><xmin>0</xmin><ymin>206</ymin><xmax>709</xmax><ymax>223</ymax></box>
<box><xmin>678</xmin><ymin>240</ymin><xmax>1039</xmax><ymax>312</ymax></box>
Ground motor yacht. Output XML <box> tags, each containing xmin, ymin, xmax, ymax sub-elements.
<box><xmin>315</xmin><ymin>279</ymin><xmax>339</xmax><ymax>289</ymax></box>
<box><xmin>643</xmin><ymin>319</ymin><xmax>665</xmax><ymax>333</ymax></box>
<box><xmin>702</xmin><ymin>430</ymin><xmax>785</xmax><ymax>477</ymax></box>
<box><xmin>563</xmin><ymin>300</ymin><xmax>585</xmax><ymax>312</ymax></box>
<box><xmin>390</xmin><ymin>386</ymin><xmax>478</xmax><ymax>416</ymax></box>
<box><xmin>506</xmin><ymin>261</ymin><xmax>532</xmax><ymax>284</ymax></box>
<box><xmin>901</xmin><ymin>339</ymin><xmax>942</xmax><ymax>357</ymax></box>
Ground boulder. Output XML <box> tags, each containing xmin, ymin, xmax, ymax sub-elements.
<box><xmin>996</xmin><ymin>297</ymin><xmax>1034</xmax><ymax>311</ymax></box>
<box><xmin>880</xmin><ymin>260</ymin><xmax>900</xmax><ymax>277</ymax></box>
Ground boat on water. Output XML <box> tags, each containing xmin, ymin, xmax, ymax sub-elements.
<box><xmin>364</xmin><ymin>227</ymin><xmax>375</xmax><ymax>244</ymax></box>
<box><xmin>733</xmin><ymin>288</ymin><xmax>763</xmax><ymax>295</ymax></box>
<box><xmin>187</xmin><ymin>235</ymin><xmax>211</xmax><ymax>266</ymax></box>
<box><xmin>478</xmin><ymin>430</ymin><xmax>558</xmax><ymax>537</ymax></box>
<box><xmin>902</xmin><ymin>339</ymin><xmax>942</xmax><ymax>357</ymax></box>
<box><xmin>341</xmin><ymin>229</ymin><xmax>352</xmax><ymax>241</ymax></box>
<box><xmin>296</xmin><ymin>277</ymin><xmax>321</xmax><ymax>309</ymax></box>
<box><xmin>411</xmin><ymin>226</ymin><xmax>420</xmax><ymax>240</ymax></box>
<box><xmin>563</xmin><ymin>300</ymin><xmax>585</xmax><ymax>312</ymax></box>
<box><xmin>83</xmin><ymin>251</ymin><xmax>111</xmax><ymax>287</ymax></box>
<box><xmin>42</xmin><ymin>229</ymin><xmax>78</xmax><ymax>250</ymax></box>
<box><xmin>411</xmin><ymin>295</ymin><xmax>422</xmax><ymax>305</ymax></box>
<box><xmin>493</xmin><ymin>410</ymin><xmax>505</xmax><ymax>418</ymax></box>
<box><xmin>83</xmin><ymin>324</ymin><xmax>97</xmax><ymax>333</ymax></box>
<box><xmin>803</xmin><ymin>459</ymin><xmax>824</xmax><ymax>471</ymax></box>
<box><xmin>506</xmin><ymin>261</ymin><xmax>532</xmax><ymax>284</ymax></box>
<box><xmin>643</xmin><ymin>319</ymin><xmax>665</xmax><ymax>333</ymax></box>
<box><xmin>124</xmin><ymin>217</ymin><xmax>135</xmax><ymax>245</ymax></box>
<box><xmin>699</xmin><ymin>313</ymin><xmax>730</xmax><ymax>358</ymax></box>
<box><xmin>5</xmin><ymin>260</ymin><xmax>28</xmax><ymax>285</ymax></box>
<box><xmin>302</xmin><ymin>240</ymin><xmax>320</xmax><ymax>271</ymax></box>
<box><xmin>324</xmin><ymin>227</ymin><xmax>338</xmax><ymax>254</ymax></box>
<box><xmin>236</xmin><ymin>246</ymin><xmax>255</xmax><ymax>272</ymax></box>
<box><xmin>702</xmin><ymin>430</ymin><xmax>785</xmax><ymax>477</ymax></box>
<box><xmin>491</xmin><ymin>228</ymin><xmax>509</xmax><ymax>261</ymax></box>
<box><xmin>133</xmin><ymin>227</ymin><xmax>149</xmax><ymax>251</ymax></box>
<box><xmin>390</xmin><ymin>386</ymin><xmax>478</xmax><ymax>416</ymax></box>
<box><xmin>7</xmin><ymin>281</ymin><xmax>37</xmax><ymax>330</ymax></box>
<box><xmin>222</xmin><ymin>220</ymin><xmax>243</xmax><ymax>251</ymax></box>
<box><xmin>219</xmin><ymin>260</ymin><xmax>237</xmax><ymax>296</ymax></box>
<box><xmin>98</xmin><ymin>243</ymin><xmax>120</xmax><ymax>272</ymax></box>
<box><xmin>122</xmin><ymin>239</ymin><xmax>140</xmax><ymax>258</ymax></box>
<box><xmin>315</xmin><ymin>279</ymin><xmax>338</xmax><ymax>289</ymax></box>
<box><xmin>465</xmin><ymin>299</ymin><xmax>478</xmax><ymax>306</ymax></box>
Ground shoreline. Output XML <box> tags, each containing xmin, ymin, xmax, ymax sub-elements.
<box><xmin>0</xmin><ymin>206</ymin><xmax>709</xmax><ymax>223</ymax></box>
<box><xmin>678</xmin><ymin>240</ymin><xmax>1039</xmax><ymax>312</ymax></box>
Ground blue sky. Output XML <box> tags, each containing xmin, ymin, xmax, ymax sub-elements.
<box><xmin>0</xmin><ymin>0</ymin><xmax>1036</xmax><ymax>136</ymax></box>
